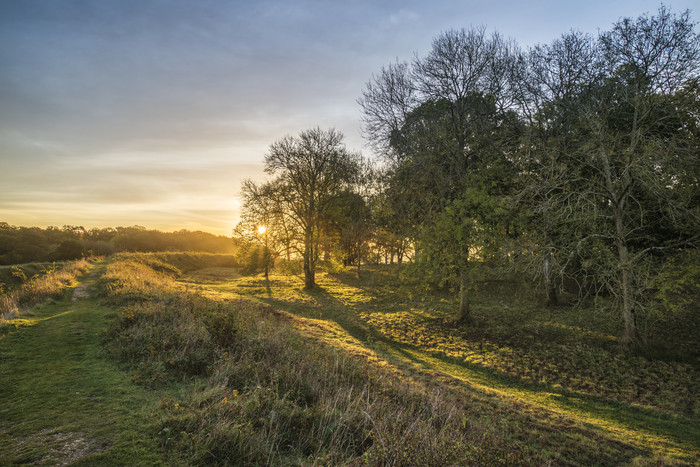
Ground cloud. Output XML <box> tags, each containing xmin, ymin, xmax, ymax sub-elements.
<box><xmin>388</xmin><ymin>9</ymin><xmax>420</xmax><ymax>26</ymax></box>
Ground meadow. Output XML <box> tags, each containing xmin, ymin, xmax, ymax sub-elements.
<box><xmin>1</xmin><ymin>252</ymin><xmax>698</xmax><ymax>465</ymax></box>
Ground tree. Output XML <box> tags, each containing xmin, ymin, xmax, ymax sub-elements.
<box><xmin>515</xmin><ymin>30</ymin><xmax>601</xmax><ymax>305</ymax></box>
<box><xmin>235</xmin><ymin>179</ymin><xmax>285</xmax><ymax>281</ymax></box>
<box><xmin>580</xmin><ymin>6</ymin><xmax>700</xmax><ymax>342</ymax></box>
<box><xmin>52</xmin><ymin>239</ymin><xmax>85</xmax><ymax>261</ymax></box>
<box><xmin>516</xmin><ymin>6</ymin><xmax>700</xmax><ymax>342</ymax></box>
<box><xmin>325</xmin><ymin>157</ymin><xmax>377</xmax><ymax>277</ymax></box>
<box><xmin>360</xmin><ymin>27</ymin><xmax>521</xmax><ymax>322</ymax></box>
<box><xmin>263</xmin><ymin>127</ymin><xmax>359</xmax><ymax>289</ymax></box>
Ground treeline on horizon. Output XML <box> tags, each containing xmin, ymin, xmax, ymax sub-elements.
<box><xmin>237</xmin><ymin>5</ymin><xmax>700</xmax><ymax>345</ymax></box>
<box><xmin>0</xmin><ymin>222</ymin><xmax>238</xmax><ymax>265</ymax></box>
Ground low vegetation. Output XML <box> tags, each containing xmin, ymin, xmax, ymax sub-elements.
<box><xmin>0</xmin><ymin>261</ymin><xmax>167</xmax><ymax>464</ymax></box>
<box><xmin>95</xmin><ymin>253</ymin><xmax>698</xmax><ymax>464</ymax></box>
<box><xmin>0</xmin><ymin>259</ymin><xmax>91</xmax><ymax>322</ymax></box>
<box><xmin>98</xmin><ymin>255</ymin><xmax>519</xmax><ymax>464</ymax></box>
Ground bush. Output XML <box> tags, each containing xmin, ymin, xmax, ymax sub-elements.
<box><xmin>0</xmin><ymin>259</ymin><xmax>90</xmax><ymax>320</ymax></box>
<box><xmin>654</xmin><ymin>250</ymin><xmax>700</xmax><ymax>315</ymax></box>
<box><xmin>103</xmin><ymin>299</ymin><xmax>218</xmax><ymax>386</ymax></box>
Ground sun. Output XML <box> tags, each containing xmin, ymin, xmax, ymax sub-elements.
<box><xmin>257</xmin><ymin>225</ymin><xmax>267</xmax><ymax>235</ymax></box>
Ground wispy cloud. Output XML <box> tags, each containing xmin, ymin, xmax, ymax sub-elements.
<box><xmin>389</xmin><ymin>9</ymin><xmax>419</xmax><ymax>26</ymax></box>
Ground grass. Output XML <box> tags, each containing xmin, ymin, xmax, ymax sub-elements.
<box><xmin>0</xmin><ymin>259</ymin><xmax>91</xmax><ymax>322</ymax></box>
<box><xmin>188</xmin><ymin>263</ymin><xmax>700</xmax><ymax>464</ymax></box>
<box><xmin>0</xmin><ymin>262</ymin><xmax>60</xmax><ymax>291</ymax></box>
<box><xmin>1</xmin><ymin>253</ymin><xmax>697</xmax><ymax>465</ymax></box>
<box><xmin>98</xmin><ymin>258</ymin><xmax>532</xmax><ymax>464</ymax></box>
<box><xmin>0</xmin><ymin>260</ymin><xmax>167</xmax><ymax>464</ymax></box>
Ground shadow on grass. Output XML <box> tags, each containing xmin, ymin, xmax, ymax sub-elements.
<box><xmin>260</xmin><ymin>284</ymin><xmax>381</xmax><ymax>345</ymax></box>
<box><xmin>256</xmin><ymin>283</ymin><xmax>699</xmax><ymax>462</ymax></box>
<box><xmin>389</xmin><ymin>343</ymin><xmax>700</xmax><ymax>453</ymax></box>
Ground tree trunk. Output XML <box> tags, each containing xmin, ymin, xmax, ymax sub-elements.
<box><xmin>458</xmin><ymin>265</ymin><xmax>471</xmax><ymax>324</ymax></box>
<box><xmin>303</xmin><ymin>227</ymin><xmax>315</xmax><ymax>289</ymax></box>
<box><xmin>602</xmin><ymin>150</ymin><xmax>637</xmax><ymax>343</ymax></box>
<box><xmin>544</xmin><ymin>251</ymin><xmax>558</xmax><ymax>306</ymax></box>
<box><xmin>615</xmin><ymin>212</ymin><xmax>636</xmax><ymax>343</ymax></box>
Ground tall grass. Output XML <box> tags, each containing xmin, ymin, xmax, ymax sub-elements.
<box><xmin>97</xmin><ymin>256</ymin><xmax>527</xmax><ymax>465</ymax></box>
<box><xmin>98</xmin><ymin>253</ymin><xmax>646</xmax><ymax>465</ymax></box>
<box><xmin>0</xmin><ymin>259</ymin><xmax>91</xmax><ymax>321</ymax></box>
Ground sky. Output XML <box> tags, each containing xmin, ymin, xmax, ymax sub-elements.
<box><xmin>1</xmin><ymin>0</ymin><xmax>697</xmax><ymax>236</ymax></box>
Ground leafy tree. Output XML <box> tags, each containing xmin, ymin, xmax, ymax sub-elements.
<box><xmin>360</xmin><ymin>28</ymin><xmax>520</xmax><ymax>322</ymax></box>
<box><xmin>235</xmin><ymin>178</ymin><xmax>302</xmax><ymax>279</ymax></box>
<box><xmin>52</xmin><ymin>239</ymin><xmax>85</xmax><ymax>261</ymax></box>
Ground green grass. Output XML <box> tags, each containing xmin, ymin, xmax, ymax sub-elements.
<box><xmin>0</xmin><ymin>262</ymin><xmax>59</xmax><ymax>292</ymax></box>
<box><xmin>2</xmin><ymin>254</ymin><xmax>697</xmax><ymax>465</ymax></box>
<box><xmin>188</xmin><ymin>263</ymin><xmax>700</xmax><ymax>464</ymax></box>
<box><xmin>0</xmin><ymin>261</ymin><xmax>167</xmax><ymax>465</ymax></box>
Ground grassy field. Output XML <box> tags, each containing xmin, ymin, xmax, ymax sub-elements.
<box><xmin>0</xmin><ymin>261</ymin><xmax>166</xmax><ymax>464</ymax></box>
<box><xmin>182</xmin><ymin>261</ymin><xmax>700</xmax><ymax>464</ymax></box>
<box><xmin>1</xmin><ymin>252</ymin><xmax>698</xmax><ymax>465</ymax></box>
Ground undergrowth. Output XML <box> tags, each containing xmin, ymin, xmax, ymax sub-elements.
<box><xmin>0</xmin><ymin>259</ymin><xmax>91</xmax><ymax>321</ymax></box>
<box><xmin>98</xmin><ymin>255</ymin><xmax>634</xmax><ymax>465</ymax></box>
<box><xmin>96</xmin><ymin>254</ymin><xmax>699</xmax><ymax>464</ymax></box>
<box><xmin>216</xmin><ymin>265</ymin><xmax>700</xmax><ymax>418</ymax></box>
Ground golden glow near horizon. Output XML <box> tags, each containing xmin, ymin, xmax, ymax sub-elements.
<box><xmin>257</xmin><ymin>225</ymin><xmax>268</xmax><ymax>235</ymax></box>
<box><xmin>4</xmin><ymin>1</ymin><xmax>692</xmax><ymax>236</ymax></box>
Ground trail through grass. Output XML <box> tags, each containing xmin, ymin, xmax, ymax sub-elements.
<box><xmin>0</xmin><ymin>261</ymin><xmax>166</xmax><ymax>465</ymax></box>
<box><xmin>188</xmin><ymin>266</ymin><xmax>700</xmax><ymax>464</ymax></box>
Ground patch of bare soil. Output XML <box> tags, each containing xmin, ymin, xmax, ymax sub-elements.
<box><xmin>19</xmin><ymin>429</ymin><xmax>108</xmax><ymax>465</ymax></box>
<box><xmin>71</xmin><ymin>274</ymin><xmax>97</xmax><ymax>302</ymax></box>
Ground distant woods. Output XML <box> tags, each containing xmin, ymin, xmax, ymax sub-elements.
<box><xmin>0</xmin><ymin>223</ymin><xmax>237</xmax><ymax>265</ymax></box>
<box><xmin>238</xmin><ymin>5</ymin><xmax>700</xmax><ymax>344</ymax></box>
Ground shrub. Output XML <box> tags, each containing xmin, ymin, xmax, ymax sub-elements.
<box><xmin>0</xmin><ymin>259</ymin><xmax>90</xmax><ymax>320</ymax></box>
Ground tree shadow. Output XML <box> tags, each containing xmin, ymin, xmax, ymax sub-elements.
<box><xmin>255</xmin><ymin>277</ymin><xmax>700</xmax><ymax>461</ymax></box>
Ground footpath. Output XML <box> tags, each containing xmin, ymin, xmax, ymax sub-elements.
<box><xmin>0</xmin><ymin>261</ymin><xmax>165</xmax><ymax>465</ymax></box>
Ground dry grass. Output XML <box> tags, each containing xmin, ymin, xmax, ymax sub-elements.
<box><xmin>0</xmin><ymin>259</ymin><xmax>91</xmax><ymax>322</ymax></box>
<box><xmin>95</xmin><ymin>254</ymin><xmax>672</xmax><ymax>465</ymax></box>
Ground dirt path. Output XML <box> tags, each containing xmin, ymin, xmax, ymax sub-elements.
<box><xmin>70</xmin><ymin>272</ymin><xmax>97</xmax><ymax>302</ymax></box>
<box><xmin>0</xmin><ymin>262</ymin><xmax>165</xmax><ymax>465</ymax></box>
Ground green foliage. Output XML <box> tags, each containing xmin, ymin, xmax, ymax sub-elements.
<box><xmin>235</xmin><ymin>243</ymin><xmax>265</xmax><ymax>275</ymax></box>
<box><xmin>276</xmin><ymin>258</ymin><xmax>303</xmax><ymax>276</ymax></box>
<box><xmin>653</xmin><ymin>251</ymin><xmax>700</xmax><ymax>315</ymax></box>
<box><xmin>0</xmin><ymin>263</ymin><xmax>56</xmax><ymax>291</ymax></box>
<box><xmin>51</xmin><ymin>239</ymin><xmax>85</xmax><ymax>261</ymax></box>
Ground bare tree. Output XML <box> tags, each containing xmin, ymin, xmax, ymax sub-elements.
<box><xmin>264</xmin><ymin>127</ymin><xmax>358</xmax><ymax>289</ymax></box>
<box><xmin>517</xmin><ymin>7</ymin><xmax>700</xmax><ymax>342</ymax></box>
<box><xmin>582</xmin><ymin>6</ymin><xmax>700</xmax><ymax>342</ymax></box>
<box><xmin>515</xmin><ymin>31</ymin><xmax>601</xmax><ymax>305</ymax></box>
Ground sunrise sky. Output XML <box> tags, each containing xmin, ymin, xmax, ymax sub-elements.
<box><xmin>1</xmin><ymin>0</ymin><xmax>696</xmax><ymax>235</ymax></box>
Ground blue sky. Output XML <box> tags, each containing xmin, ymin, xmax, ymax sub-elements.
<box><xmin>1</xmin><ymin>0</ymin><xmax>696</xmax><ymax>235</ymax></box>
